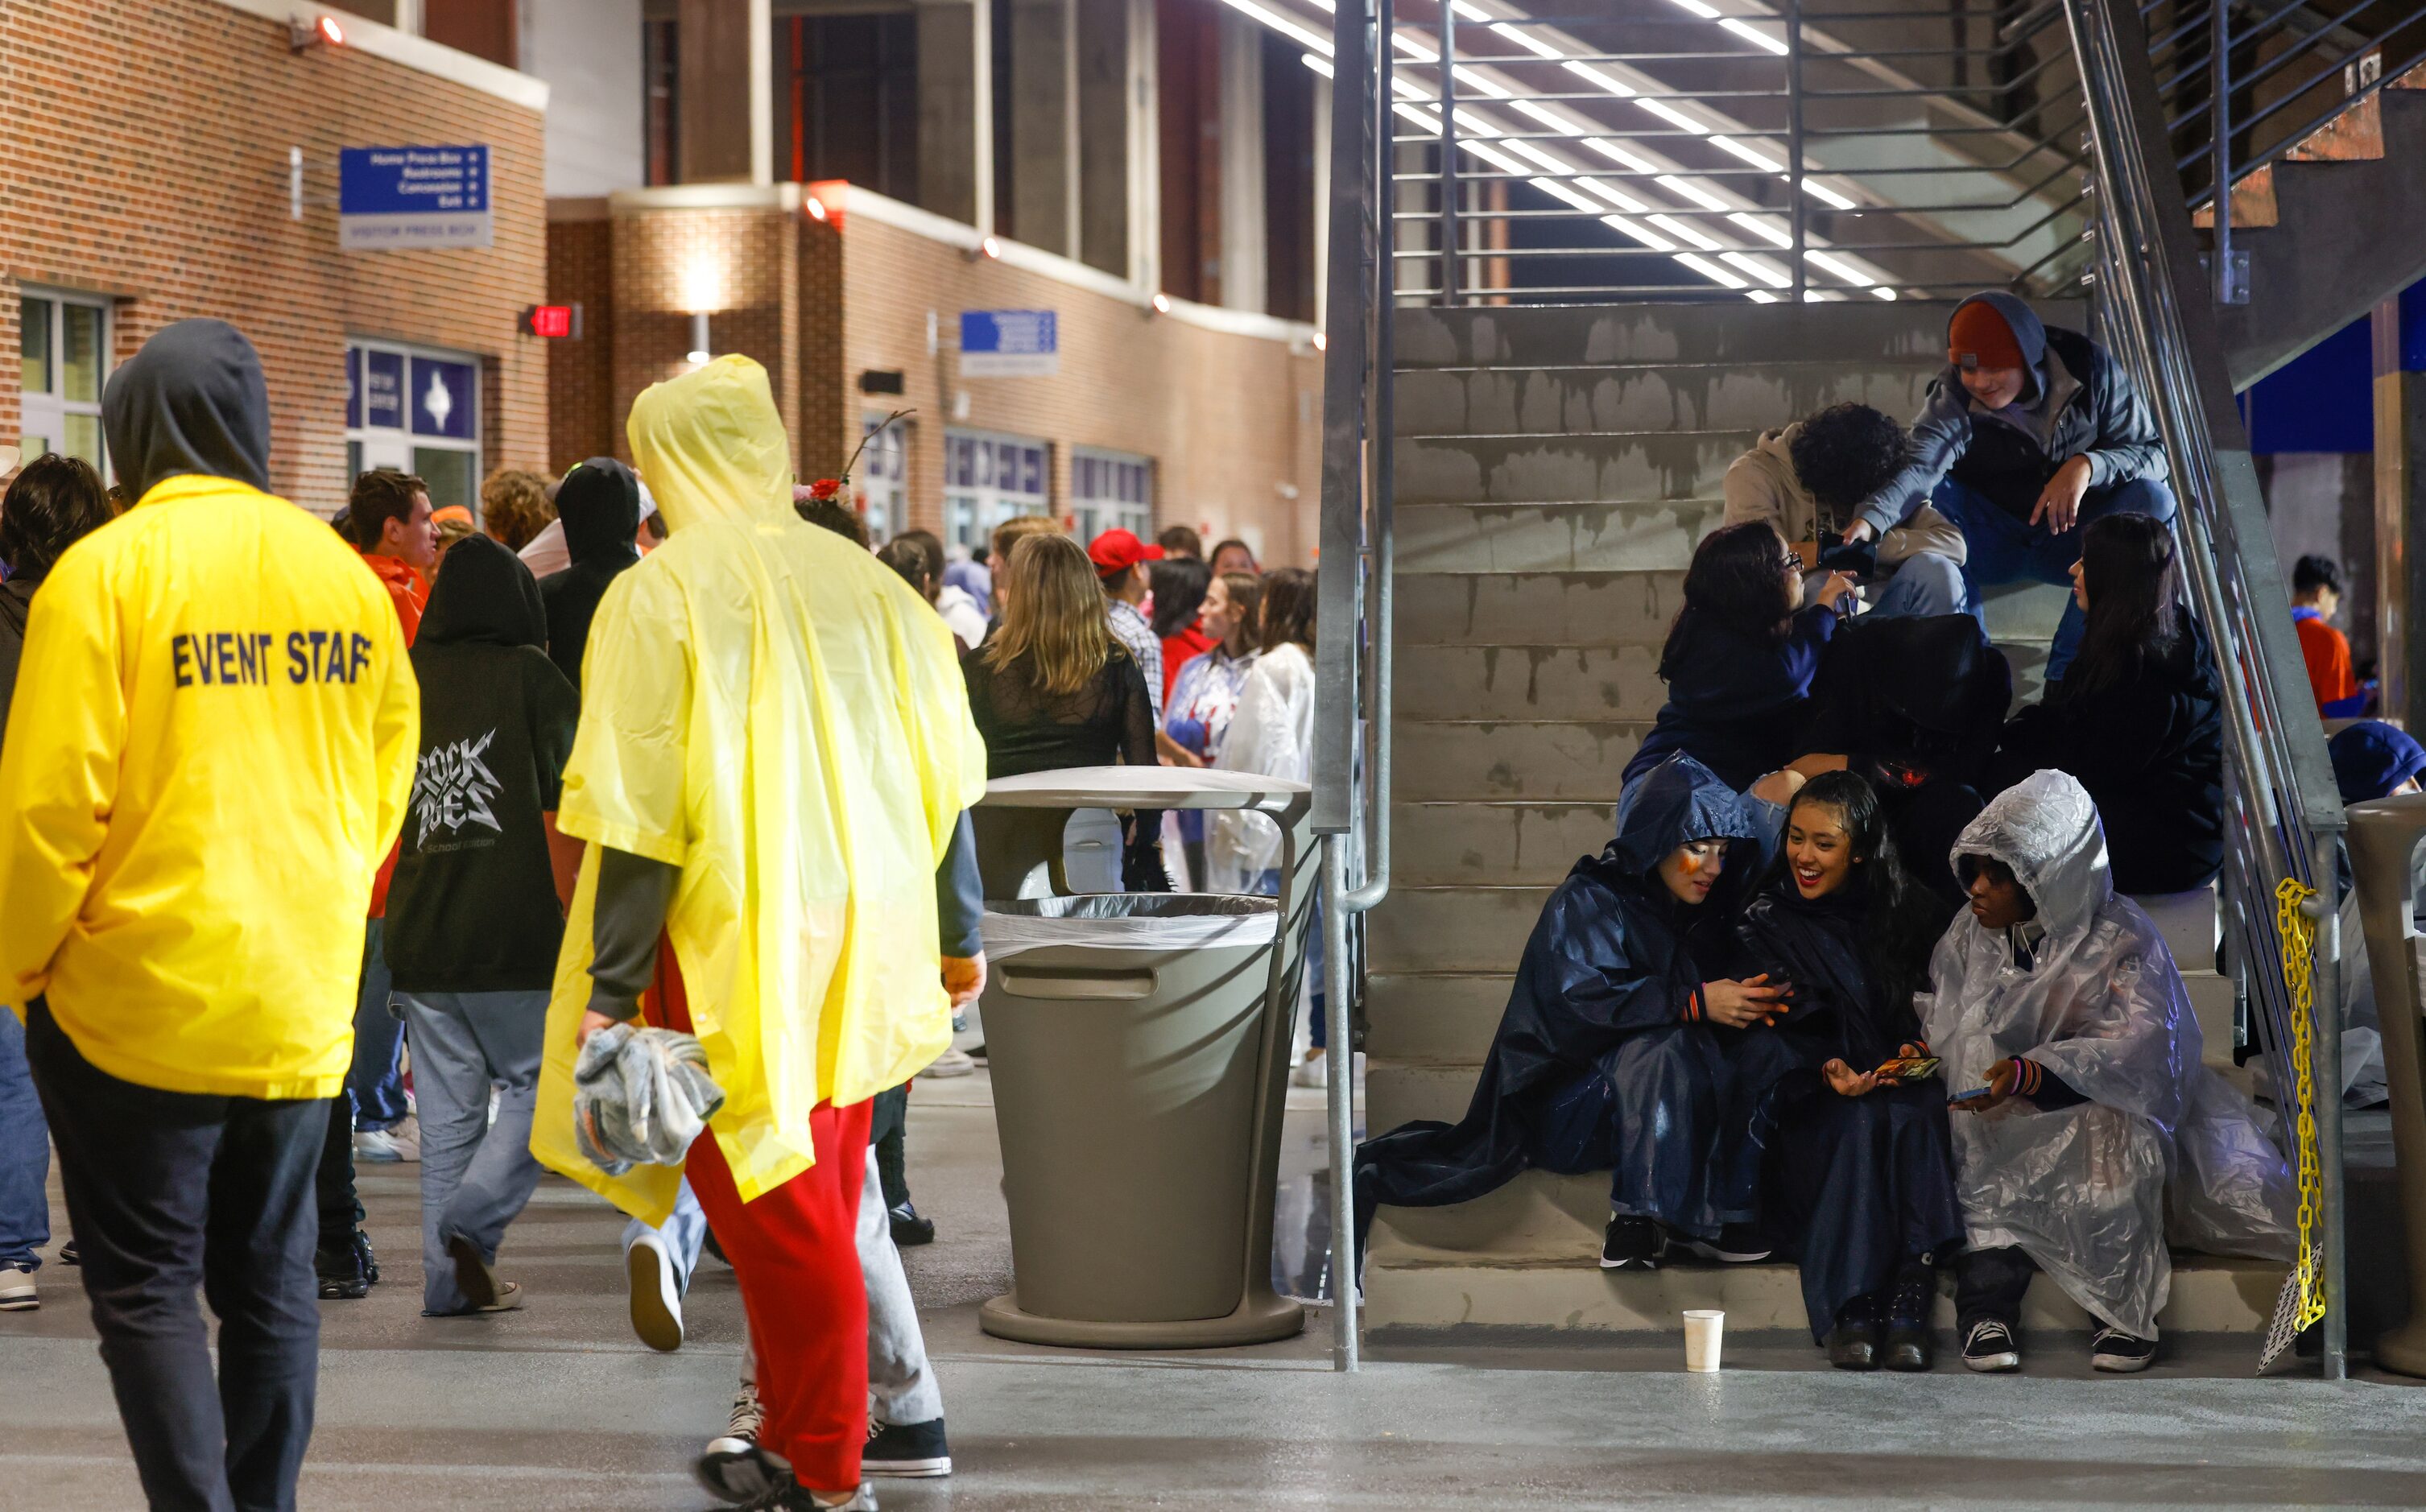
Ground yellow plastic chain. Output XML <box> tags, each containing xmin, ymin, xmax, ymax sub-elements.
<box><xmin>2275</xmin><ymin>876</ymin><xmax>2327</xmax><ymax>1334</ymax></box>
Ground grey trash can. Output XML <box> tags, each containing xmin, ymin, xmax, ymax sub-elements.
<box><xmin>972</xmin><ymin>767</ymin><xmax>1314</xmax><ymax>1349</ymax></box>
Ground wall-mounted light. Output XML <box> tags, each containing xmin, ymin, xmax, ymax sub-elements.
<box><xmin>804</xmin><ymin>194</ymin><xmax>829</xmax><ymax>223</ymax></box>
<box><xmin>687</xmin><ymin>312</ymin><xmax>710</xmax><ymax>367</ymax></box>
<box><xmin>965</xmin><ymin>235</ymin><xmax>1002</xmax><ymax>263</ymax></box>
<box><xmin>290</xmin><ymin>14</ymin><xmax>344</xmax><ymax>52</ymax></box>
<box><xmin>1149</xmin><ymin>292</ymin><xmax>1172</xmax><ymax>316</ymax></box>
<box><xmin>1312</xmin><ymin>332</ymin><xmax>1328</xmax><ymax>352</ymax></box>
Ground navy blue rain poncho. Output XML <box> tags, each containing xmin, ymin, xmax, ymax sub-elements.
<box><xmin>1731</xmin><ymin>872</ymin><xmax>1964</xmax><ymax>1338</ymax></box>
<box><xmin>1355</xmin><ymin>754</ymin><xmax>1775</xmax><ymax>1252</ymax></box>
<box><xmin>2330</xmin><ymin>720</ymin><xmax>2426</xmax><ymax>804</ymax></box>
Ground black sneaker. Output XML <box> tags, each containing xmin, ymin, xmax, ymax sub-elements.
<box><xmin>696</xmin><ymin>1385</ymin><xmax>791</xmax><ymax>1504</ymax></box>
<box><xmin>1882</xmin><ymin>1265</ymin><xmax>1936</xmax><ymax>1372</ymax></box>
<box><xmin>734</xmin><ymin>1474</ymin><xmax>877</xmax><ymax>1510</ymax></box>
<box><xmin>1599</xmin><ymin>1215</ymin><xmax>1663</xmax><ymax>1270</ymax></box>
<box><xmin>1961</xmin><ymin>1318</ymin><xmax>2020</xmax><ymax>1372</ymax></box>
<box><xmin>59</xmin><ymin>1240</ymin><xmax>79</xmax><ymax>1266</ymax></box>
<box><xmin>315</xmin><ymin>1235</ymin><xmax>370</xmax><ymax>1301</ymax></box>
<box><xmin>1825</xmin><ymin>1293</ymin><xmax>1883</xmax><ymax>1370</ymax></box>
<box><xmin>1682</xmin><ymin>1223</ymin><xmax>1771</xmax><ymax>1264</ymax></box>
<box><xmin>887</xmin><ymin>1203</ymin><xmax>935</xmax><ymax>1248</ymax></box>
<box><xmin>863</xmin><ymin>1417</ymin><xmax>951</xmax><ymax>1477</ymax></box>
<box><xmin>2090</xmin><ymin>1327</ymin><xmax>2157</xmax><ymax>1373</ymax></box>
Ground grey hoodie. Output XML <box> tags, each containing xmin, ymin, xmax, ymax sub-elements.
<box><xmin>1855</xmin><ymin>292</ymin><xmax>2169</xmax><ymax>537</ymax></box>
<box><xmin>100</xmin><ymin>318</ymin><xmax>273</xmax><ymax>501</ymax></box>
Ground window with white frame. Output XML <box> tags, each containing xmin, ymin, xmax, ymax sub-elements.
<box><xmin>19</xmin><ymin>290</ymin><xmax>110</xmax><ymax>476</ymax></box>
<box><xmin>345</xmin><ymin>339</ymin><xmax>481</xmax><ymax>511</ymax></box>
<box><xmin>1072</xmin><ymin>447</ymin><xmax>1152</xmax><ymax>543</ymax></box>
<box><xmin>942</xmin><ymin>428</ymin><xmax>1049</xmax><ymax>555</ymax></box>
<box><xmin>858</xmin><ymin>414</ymin><xmax>911</xmax><ymax>540</ymax></box>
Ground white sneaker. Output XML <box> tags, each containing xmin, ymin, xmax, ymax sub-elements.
<box><xmin>0</xmin><ymin>1264</ymin><xmax>35</xmax><ymax>1312</ymax></box>
<box><xmin>920</xmin><ymin>1048</ymin><xmax>977</xmax><ymax>1080</ymax></box>
<box><xmin>353</xmin><ymin>1117</ymin><xmax>419</xmax><ymax>1163</ymax></box>
<box><xmin>1291</xmin><ymin>1051</ymin><xmax>1329</xmax><ymax>1089</ymax></box>
<box><xmin>626</xmin><ymin>1229</ymin><xmax>684</xmax><ymax>1353</ymax></box>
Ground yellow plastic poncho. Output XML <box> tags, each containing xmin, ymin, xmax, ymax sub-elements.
<box><xmin>531</xmin><ymin>357</ymin><xmax>987</xmax><ymax>1220</ymax></box>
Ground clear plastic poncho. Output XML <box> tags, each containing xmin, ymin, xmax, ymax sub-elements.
<box><xmin>1923</xmin><ymin>770</ymin><xmax>2293</xmax><ymax>1338</ymax></box>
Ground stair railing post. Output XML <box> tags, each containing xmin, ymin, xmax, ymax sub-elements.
<box><xmin>1438</xmin><ymin>2</ymin><xmax>1460</xmax><ymax>307</ymax></box>
<box><xmin>2210</xmin><ymin>0</ymin><xmax>2234</xmax><ymax>302</ymax></box>
<box><xmin>1787</xmin><ymin>0</ymin><xmax>1806</xmax><ymax>303</ymax></box>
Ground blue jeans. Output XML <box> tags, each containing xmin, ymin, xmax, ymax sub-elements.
<box><xmin>0</xmin><ymin>1010</ymin><xmax>52</xmax><ymax>1270</ymax></box>
<box><xmin>1864</xmin><ymin>550</ymin><xmax>1968</xmax><ymax>621</ymax></box>
<box><xmin>1931</xmin><ymin>474</ymin><xmax>2178</xmax><ymax>684</ymax></box>
<box><xmin>349</xmin><ymin>919</ymin><xmax>410</xmax><ymax>1131</ymax></box>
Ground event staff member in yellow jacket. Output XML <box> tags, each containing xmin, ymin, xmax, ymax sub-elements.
<box><xmin>0</xmin><ymin>320</ymin><xmax>419</xmax><ymax>1512</ymax></box>
<box><xmin>531</xmin><ymin>357</ymin><xmax>985</xmax><ymax>1512</ymax></box>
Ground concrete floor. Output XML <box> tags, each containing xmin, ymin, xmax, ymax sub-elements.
<box><xmin>7</xmin><ymin>1074</ymin><xmax>2426</xmax><ymax>1510</ymax></box>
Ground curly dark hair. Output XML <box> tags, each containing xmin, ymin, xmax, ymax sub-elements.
<box><xmin>1788</xmin><ymin>403</ymin><xmax>1909</xmax><ymax>514</ymax></box>
<box><xmin>0</xmin><ymin>453</ymin><xmax>114</xmax><ymax>577</ymax></box>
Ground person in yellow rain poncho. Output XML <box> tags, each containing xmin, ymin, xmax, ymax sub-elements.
<box><xmin>531</xmin><ymin>356</ymin><xmax>986</xmax><ymax>1510</ymax></box>
<box><xmin>0</xmin><ymin>319</ymin><xmax>418</xmax><ymax>1511</ymax></box>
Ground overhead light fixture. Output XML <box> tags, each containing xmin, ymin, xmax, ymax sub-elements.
<box><xmin>290</xmin><ymin>14</ymin><xmax>343</xmax><ymax>52</ymax></box>
<box><xmin>687</xmin><ymin>312</ymin><xmax>710</xmax><ymax>366</ymax></box>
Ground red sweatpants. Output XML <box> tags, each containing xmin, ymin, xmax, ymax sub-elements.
<box><xmin>647</xmin><ymin>946</ymin><xmax>873</xmax><ymax>1491</ymax></box>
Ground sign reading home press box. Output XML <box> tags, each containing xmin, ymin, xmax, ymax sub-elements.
<box><xmin>960</xmin><ymin>310</ymin><xmax>1059</xmax><ymax>377</ymax></box>
<box><xmin>338</xmin><ymin>146</ymin><xmax>493</xmax><ymax>250</ymax></box>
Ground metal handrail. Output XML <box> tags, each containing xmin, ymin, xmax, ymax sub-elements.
<box><xmin>2064</xmin><ymin>0</ymin><xmax>2347</xmax><ymax>1377</ymax></box>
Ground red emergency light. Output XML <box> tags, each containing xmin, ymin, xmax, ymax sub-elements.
<box><xmin>523</xmin><ymin>304</ymin><xmax>581</xmax><ymax>339</ymax></box>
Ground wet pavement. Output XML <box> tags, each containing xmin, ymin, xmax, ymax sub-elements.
<box><xmin>7</xmin><ymin>1070</ymin><xmax>2426</xmax><ymax>1510</ymax></box>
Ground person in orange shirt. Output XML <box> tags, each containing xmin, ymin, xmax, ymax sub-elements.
<box><xmin>2292</xmin><ymin>554</ymin><xmax>2366</xmax><ymax>718</ymax></box>
<box><xmin>315</xmin><ymin>469</ymin><xmax>442</xmax><ymax>1301</ymax></box>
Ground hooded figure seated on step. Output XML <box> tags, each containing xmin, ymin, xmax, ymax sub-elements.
<box><xmin>2323</xmin><ymin>720</ymin><xmax>2426</xmax><ymax>1107</ymax></box>
<box><xmin>1728</xmin><ymin>770</ymin><xmax>1965</xmax><ymax>1373</ymax></box>
<box><xmin>1927</xmin><ymin>770</ymin><xmax>2294</xmax><ymax>1378</ymax></box>
<box><xmin>1785</xmin><ymin>612</ymin><xmax>2013</xmax><ymax>912</ymax></box>
<box><xmin>1722</xmin><ymin>402</ymin><xmax>1967</xmax><ymax>622</ymax></box>
<box><xmin>1851</xmin><ymin>291</ymin><xmax>2174</xmax><ymax>684</ymax></box>
<box><xmin>1354</xmin><ymin>753</ymin><xmax>1796</xmax><ymax>1271</ymax></box>
<box><xmin>1621</xmin><ymin>522</ymin><xmax>1854</xmax><ymax>794</ymax></box>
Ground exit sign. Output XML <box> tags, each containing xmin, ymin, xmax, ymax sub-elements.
<box><xmin>523</xmin><ymin>304</ymin><xmax>581</xmax><ymax>339</ymax></box>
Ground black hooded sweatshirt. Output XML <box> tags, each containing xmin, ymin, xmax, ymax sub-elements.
<box><xmin>539</xmin><ymin>456</ymin><xmax>642</xmax><ymax>688</ymax></box>
<box><xmin>385</xmin><ymin>535</ymin><xmax>582</xmax><ymax>994</ymax></box>
<box><xmin>101</xmin><ymin>317</ymin><xmax>274</xmax><ymax>503</ymax></box>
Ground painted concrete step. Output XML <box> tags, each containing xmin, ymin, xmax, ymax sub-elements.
<box><xmin>1366</xmin><ymin>970</ymin><xmax>2245</xmax><ymax>1132</ymax></box>
<box><xmin>1394</xmin><ymin>720</ymin><xmax>1650</xmax><ymax>803</ymax></box>
<box><xmin>1396</xmin><ymin>432</ymin><xmax>1759</xmax><ymax>508</ymax></box>
<box><xmin>1369</xmin><ymin>886</ymin><xmax>1556</xmax><ymax>976</ymax></box>
<box><xmin>1394</xmin><ymin>301</ymin><xmax>1953</xmax><ymax>370</ymax></box>
<box><xmin>1395</xmin><ymin>571</ymin><xmax>1684</xmax><ymax>647</ymax></box>
<box><xmin>1395</xmin><ymin>644</ymin><xmax>1667</xmax><ymax>724</ymax></box>
<box><xmin>1391</xmin><ymin>803</ymin><xmax>1618</xmax><ymax>888</ymax></box>
<box><xmin>1397</xmin><ymin>501</ymin><xmax>1724</xmax><ymax>575</ymax></box>
<box><xmin>1981</xmin><ymin>580</ymin><xmax>2073</xmax><ymax>642</ymax></box>
<box><xmin>1393</xmin><ymin>361</ymin><xmax>1938</xmax><ymax>439</ymax></box>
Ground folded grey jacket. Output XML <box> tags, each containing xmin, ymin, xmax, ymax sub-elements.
<box><xmin>572</xmin><ymin>1022</ymin><xmax>727</xmax><ymax>1176</ymax></box>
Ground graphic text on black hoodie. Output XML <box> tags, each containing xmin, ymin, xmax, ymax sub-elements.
<box><xmin>412</xmin><ymin>731</ymin><xmax>506</xmax><ymax>848</ymax></box>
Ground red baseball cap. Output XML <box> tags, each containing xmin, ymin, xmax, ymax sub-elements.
<box><xmin>1087</xmin><ymin>527</ymin><xmax>1163</xmax><ymax>576</ymax></box>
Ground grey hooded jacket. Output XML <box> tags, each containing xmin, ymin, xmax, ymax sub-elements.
<box><xmin>1854</xmin><ymin>291</ymin><xmax>2169</xmax><ymax>539</ymax></box>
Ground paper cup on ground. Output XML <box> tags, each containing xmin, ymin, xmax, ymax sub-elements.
<box><xmin>1683</xmin><ymin>1309</ymin><xmax>1725</xmax><ymax>1372</ymax></box>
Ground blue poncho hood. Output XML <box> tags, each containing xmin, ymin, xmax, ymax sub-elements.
<box><xmin>1606</xmin><ymin>753</ymin><xmax>1760</xmax><ymax>878</ymax></box>
<box><xmin>2330</xmin><ymin>720</ymin><xmax>2426</xmax><ymax>805</ymax></box>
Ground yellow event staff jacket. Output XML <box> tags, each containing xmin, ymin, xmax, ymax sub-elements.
<box><xmin>532</xmin><ymin>357</ymin><xmax>988</xmax><ymax>1221</ymax></box>
<box><xmin>0</xmin><ymin>475</ymin><xmax>419</xmax><ymax>1099</ymax></box>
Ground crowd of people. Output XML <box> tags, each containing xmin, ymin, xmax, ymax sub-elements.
<box><xmin>0</xmin><ymin>315</ymin><xmax>1313</xmax><ymax>1510</ymax></box>
<box><xmin>1360</xmin><ymin>291</ymin><xmax>2304</xmax><ymax>1376</ymax></box>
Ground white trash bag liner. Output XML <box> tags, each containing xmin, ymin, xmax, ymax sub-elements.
<box><xmin>982</xmin><ymin>894</ymin><xmax>1279</xmax><ymax>960</ymax></box>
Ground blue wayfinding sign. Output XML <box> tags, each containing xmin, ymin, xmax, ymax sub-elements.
<box><xmin>339</xmin><ymin>145</ymin><xmax>493</xmax><ymax>251</ymax></box>
<box><xmin>960</xmin><ymin>309</ymin><xmax>1059</xmax><ymax>377</ymax></box>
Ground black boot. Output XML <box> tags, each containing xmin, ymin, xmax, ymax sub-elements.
<box><xmin>316</xmin><ymin>1233</ymin><xmax>370</xmax><ymax>1301</ymax></box>
<box><xmin>1825</xmin><ymin>1291</ymin><xmax>1883</xmax><ymax>1369</ymax></box>
<box><xmin>1883</xmin><ymin>1260</ymin><xmax>1938</xmax><ymax>1372</ymax></box>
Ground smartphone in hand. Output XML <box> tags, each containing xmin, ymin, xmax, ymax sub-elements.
<box><xmin>1872</xmin><ymin>1056</ymin><xmax>1942</xmax><ymax>1083</ymax></box>
<box><xmin>1948</xmin><ymin>1084</ymin><xmax>1995</xmax><ymax>1105</ymax></box>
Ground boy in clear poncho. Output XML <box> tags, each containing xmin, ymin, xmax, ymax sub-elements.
<box><xmin>1925</xmin><ymin>770</ymin><xmax>2293</xmax><ymax>1374</ymax></box>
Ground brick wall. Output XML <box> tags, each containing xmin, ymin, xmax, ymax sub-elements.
<box><xmin>547</xmin><ymin>209</ymin><xmax>617</xmax><ymax>464</ymax></box>
<box><xmin>0</xmin><ymin>0</ymin><xmax>548</xmax><ymax>514</ymax></box>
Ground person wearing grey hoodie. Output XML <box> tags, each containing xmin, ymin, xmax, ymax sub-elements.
<box><xmin>1845</xmin><ymin>291</ymin><xmax>2174</xmax><ymax>683</ymax></box>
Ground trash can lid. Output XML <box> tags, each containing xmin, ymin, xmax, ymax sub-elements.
<box><xmin>978</xmin><ymin>766</ymin><xmax>1311</xmax><ymax>812</ymax></box>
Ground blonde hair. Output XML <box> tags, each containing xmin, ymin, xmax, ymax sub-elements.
<box><xmin>985</xmin><ymin>531</ymin><xmax>1113</xmax><ymax>696</ymax></box>
<box><xmin>481</xmin><ymin>468</ymin><xmax>556</xmax><ymax>552</ymax></box>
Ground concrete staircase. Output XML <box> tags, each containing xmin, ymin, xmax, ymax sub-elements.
<box><xmin>1364</xmin><ymin>301</ymin><xmax>2273</xmax><ymax>1341</ymax></box>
